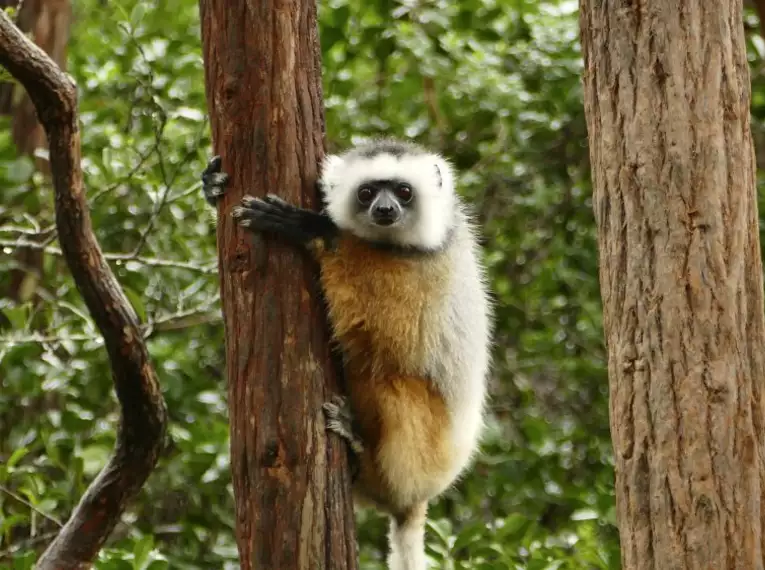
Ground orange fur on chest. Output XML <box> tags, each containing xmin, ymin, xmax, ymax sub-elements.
<box><xmin>316</xmin><ymin>234</ymin><xmax>449</xmax><ymax>372</ymax></box>
<box><xmin>314</xmin><ymin>234</ymin><xmax>454</xmax><ymax>512</ymax></box>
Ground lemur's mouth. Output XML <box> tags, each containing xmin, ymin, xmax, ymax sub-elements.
<box><xmin>374</xmin><ymin>218</ymin><xmax>397</xmax><ymax>227</ymax></box>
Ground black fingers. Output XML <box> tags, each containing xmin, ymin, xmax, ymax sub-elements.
<box><xmin>231</xmin><ymin>195</ymin><xmax>308</xmax><ymax>243</ymax></box>
<box><xmin>231</xmin><ymin>194</ymin><xmax>337</xmax><ymax>245</ymax></box>
<box><xmin>201</xmin><ymin>155</ymin><xmax>230</xmax><ymax>206</ymax></box>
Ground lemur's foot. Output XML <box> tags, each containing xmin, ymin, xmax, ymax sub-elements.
<box><xmin>323</xmin><ymin>395</ymin><xmax>364</xmax><ymax>454</ymax></box>
<box><xmin>201</xmin><ymin>155</ymin><xmax>230</xmax><ymax>205</ymax></box>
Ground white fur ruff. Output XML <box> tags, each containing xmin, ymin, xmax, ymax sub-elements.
<box><xmin>321</xmin><ymin>149</ymin><xmax>457</xmax><ymax>250</ymax></box>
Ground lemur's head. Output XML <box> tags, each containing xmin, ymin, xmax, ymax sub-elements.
<box><xmin>320</xmin><ymin>139</ymin><xmax>457</xmax><ymax>250</ymax></box>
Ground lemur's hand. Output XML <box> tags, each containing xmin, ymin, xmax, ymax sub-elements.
<box><xmin>201</xmin><ymin>155</ymin><xmax>229</xmax><ymax>206</ymax></box>
<box><xmin>232</xmin><ymin>194</ymin><xmax>337</xmax><ymax>246</ymax></box>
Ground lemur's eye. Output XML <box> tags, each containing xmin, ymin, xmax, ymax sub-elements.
<box><xmin>395</xmin><ymin>183</ymin><xmax>413</xmax><ymax>203</ymax></box>
<box><xmin>357</xmin><ymin>185</ymin><xmax>375</xmax><ymax>205</ymax></box>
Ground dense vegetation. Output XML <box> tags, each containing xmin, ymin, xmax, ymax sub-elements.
<box><xmin>2</xmin><ymin>1</ymin><xmax>765</xmax><ymax>568</ymax></box>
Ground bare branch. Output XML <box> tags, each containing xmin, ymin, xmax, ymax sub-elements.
<box><xmin>0</xmin><ymin>532</ymin><xmax>59</xmax><ymax>562</ymax></box>
<box><xmin>0</xmin><ymin>237</ymin><xmax>218</xmax><ymax>274</ymax></box>
<box><xmin>87</xmin><ymin>144</ymin><xmax>156</xmax><ymax>203</ymax></box>
<box><xmin>142</xmin><ymin>304</ymin><xmax>220</xmax><ymax>337</ymax></box>
<box><xmin>0</xmin><ymin>10</ymin><xmax>167</xmax><ymax>570</ymax></box>
<box><xmin>0</xmin><ymin>332</ymin><xmax>103</xmax><ymax>344</ymax></box>
<box><xmin>129</xmin><ymin>125</ymin><xmax>206</xmax><ymax>257</ymax></box>
<box><xmin>0</xmin><ymin>485</ymin><xmax>63</xmax><ymax>527</ymax></box>
<box><xmin>0</xmin><ymin>304</ymin><xmax>221</xmax><ymax>346</ymax></box>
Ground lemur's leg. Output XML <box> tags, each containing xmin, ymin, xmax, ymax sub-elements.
<box><xmin>388</xmin><ymin>503</ymin><xmax>428</xmax><ymax>570</ymax></box>
<box><xmin>322</xmin><ymin>395</ymin><xmax>365</xmax><ymax>455</ymax></box>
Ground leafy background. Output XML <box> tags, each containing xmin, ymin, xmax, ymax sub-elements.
<box><xmin>2</xmin><ymin>0</ymin><xmax>764</xmax><ymax>568</ymax></box>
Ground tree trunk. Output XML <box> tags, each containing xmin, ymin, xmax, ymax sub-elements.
<box><xmin>198</xmin><ymin>2</ymin><xmax>358</xmax><ymax>569</ymax></box>
<box><xmin>579</xmin><ymin>1</ymin><xmax>765</xmax><ymax>568</ymax></box>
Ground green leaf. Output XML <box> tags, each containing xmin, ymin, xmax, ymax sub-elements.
<box><xmin>132</xmin><ymin>535</ymin><xmax>154</xmax><ymax>570</ymax></box>
<box><xmin>130</xmin><ymin>3</ymin><xmax>146</xmax><ymax>27</ymax></box>
<box><xmin>5</xmin><ymin>446</ymin><xmax>29</xmax><ymax>469</ymax></box>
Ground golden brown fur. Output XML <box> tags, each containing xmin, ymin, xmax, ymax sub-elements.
<box><xmin>312</xmin><ymin>234</ymin><xmax>454</xmax><ymax>515</ymax></box>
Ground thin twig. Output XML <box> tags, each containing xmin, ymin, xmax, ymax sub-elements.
<box><xmin>0</xmin><ymin>223</ymin><xmax>55</xmax><ymax>236</ymax></box>
<box><xmin>0</xmin><ymin>238</ymin><xmax>218</xmax><ymax>274</ymax></box>
<box><xmin>88</xmin><ymin>144</ymin><xmax>158</xmax><ymax>204</ymax></box>
<box><xmin>0</xmin><ymin>532</ymin><xmax>59</xmax><ymax>561</ymax></box>
<box><xmin>0</xmin><ymin>485</ymin><xmax>63</xmax><ymax>527</ymax></box>
<box><xmin>1</xmin><ymin>304</ymin><xmax>221</xmax><ymax>346</ymax></box>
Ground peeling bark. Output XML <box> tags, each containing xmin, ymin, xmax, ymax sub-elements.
<box><xmin>579</xmin><ymin>1</ymin><xmax>765</xmax><ymax>568</ymax></box>
<box><xmin>199</xmin><ymin>1</ymin><xmax>358</xmax><ymax>568</ymax></box>
<box><xmin>0</xmin><ymin>11</ymin><xmax>167</xmax><ymax>570</ymax></box>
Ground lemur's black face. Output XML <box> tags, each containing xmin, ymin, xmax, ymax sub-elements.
<box><xmin>355</xmin><ymin>179</ymin><xmax>414</xmax><ymax>227</ymax></box>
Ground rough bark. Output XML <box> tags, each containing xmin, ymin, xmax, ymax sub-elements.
<box><xmin>579</xmin><ymin>1</ymin><xmax>765</xmax><ymax>568</ymax></box>
<box><xmin>199</xmin><ymin>1</ymin><xmax>358</xmax><ymax>569</ymax></box>
<box><xmin>0</xmin><ymin>11</ymin><xmax>167</xmax><ymax>569</ymax></box>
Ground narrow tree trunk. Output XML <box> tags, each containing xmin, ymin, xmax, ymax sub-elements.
<box><xmin>579</xmin><ymin>1</ymin><xmax>765</xmax><ymax>568</ymax></box>
<box><xmin>198</xmin><ymin>2</ymin><xmax>358</xmax><ymax>569</ymax></box>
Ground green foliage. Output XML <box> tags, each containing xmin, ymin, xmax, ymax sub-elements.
<box><xmin>14</xmin><ymin>0</ymin><xmax>765</xmax><ymax>568</ymax></box>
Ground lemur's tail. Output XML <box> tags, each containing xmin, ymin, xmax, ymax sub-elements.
<box><xmin>387</xmin><ymin>502</ymin><xmax>428</xmax><ymax>570</ymax></box>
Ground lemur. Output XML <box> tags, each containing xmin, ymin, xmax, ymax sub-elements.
<box><xmin>201</xmin><ymin>139</ymin><xmax>493</xmax><ymax>570</ymax></box>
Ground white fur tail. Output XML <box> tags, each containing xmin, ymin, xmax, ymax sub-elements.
<box><xmin>388</xmin><ymin>502</ymin><xmax>428</xmax><ymax>570</ymax></box>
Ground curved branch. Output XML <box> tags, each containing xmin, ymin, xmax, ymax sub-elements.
<box><xmin>0</xmin><ymin>11</ymin><xmax>167</xmax><ymax>570</ymax></box>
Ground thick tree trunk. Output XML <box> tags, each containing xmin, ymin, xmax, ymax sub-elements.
<box><xmin>198</xmin><ymin>2</ymin><xmax>358</xmax><ymax>569</ymax></box>
<box><xmin>580</xmin><ymin>1</ymin><xmax>765</xmax><ymax>568</ymax></box>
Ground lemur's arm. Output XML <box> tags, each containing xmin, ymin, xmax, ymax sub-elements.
<box><xmin>201</xmin><ymin>155</ymin><xmax>338</xmax><ymax>248</ymax></box>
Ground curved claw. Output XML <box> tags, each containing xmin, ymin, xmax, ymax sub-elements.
<box><xmin>263</xmin><ymin>193</ymin><xmax>291</xmax><ymax>207</ymax></box>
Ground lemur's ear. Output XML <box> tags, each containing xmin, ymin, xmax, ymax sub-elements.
<box><xmin>430</xmin><ymin>154</ymin><xmax>455</xmax><ymax>193</ymax></box>
<box><xmin>320</xmin><ymin>154</ymin><xmax>344</xmax><ymax>190</ymax></box>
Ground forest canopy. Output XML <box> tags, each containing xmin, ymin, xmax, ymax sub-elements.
<box><xmin>2</xmin><ymin>0</ymin><xmax>765</xmax><ymax>568</ymax></box>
